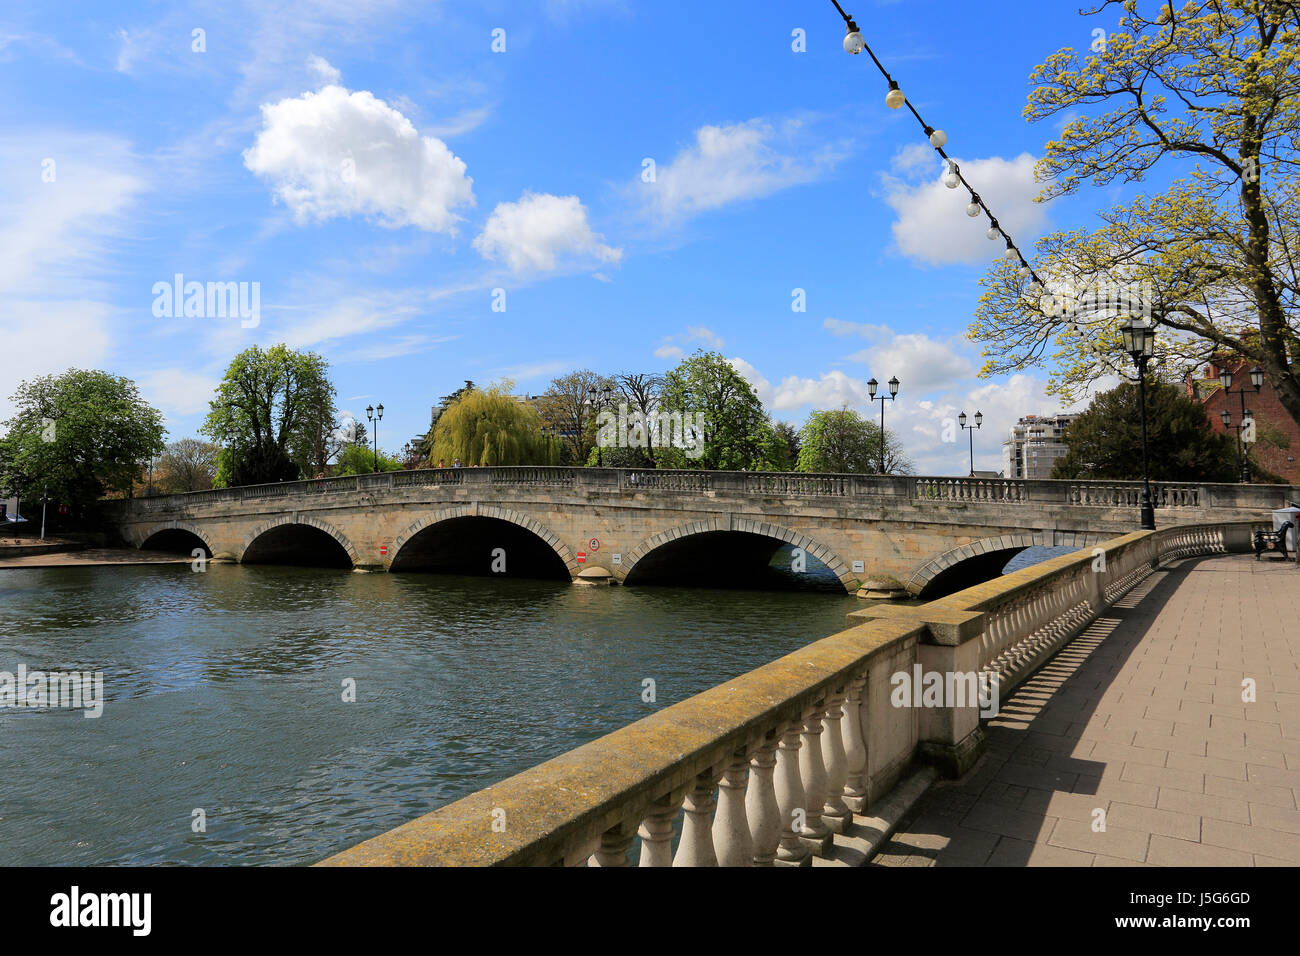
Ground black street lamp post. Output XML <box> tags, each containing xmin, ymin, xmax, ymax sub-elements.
<box><xmin>867</xmin><ymin>376</ymin><xmax>899</xmax><ymax>474</ymax></box>
<box><xmin>1120</xmin><ymin>319</ymin><xmax>1156</xmax><ymax>531</ymax></box>
<box><xmin>587</xmin><ymin>385</ymin><xmax>612</xmax><ymax>466</ymax></box>
<box><xmin>366</xmin><ymin>403</ymin><xmax>384</xmax><ymax>473</ymax></box>
<box><xmin>1218</xmin><ymin>366</ymin><xmax>1263</xmax><ymax>483</ymax></box>
<box><xmin>959</xmin><ymin>410</ymin><xmax>983</xmax><ymax>477</ymax></box>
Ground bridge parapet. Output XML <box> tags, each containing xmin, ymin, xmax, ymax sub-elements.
<box><xmin>316</xmin><ymin>518</ymin><xmax>1267</xmax><ymax>867</ymax></box>
<box><xmin>100</xmin><ymin>466</ymin><xmax>1297</xmax><ymax>516</ymax></box>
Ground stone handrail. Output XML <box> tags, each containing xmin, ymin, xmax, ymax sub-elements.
<box><xmin>317</xmin><ymin>519</ymin><xmax>1265</xmax><ymax>867</ymax></box>
<box><xmin>100</xmin><ymin>466</ymin><xmax>1300</xmax><ymax>515</ymax></box>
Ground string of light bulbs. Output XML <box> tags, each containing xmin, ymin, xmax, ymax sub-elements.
<box><xmin>829</xmin><ymin>1</ymin><xmax>1064</xmax><ymax>332</ymax></box>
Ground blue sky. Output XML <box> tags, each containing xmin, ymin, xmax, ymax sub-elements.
<box><xmin>2</xmin><ymin>0</ymin><xmax>1143</xmax><ymax>474</ymax></box>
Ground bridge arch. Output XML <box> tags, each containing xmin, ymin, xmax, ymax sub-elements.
<box><xmin>388</xmin><ymin>505</ymin><xmax>578</xmax><ymax>577</ymax></box>
<box><xmin>137</xmin><ymin>521</ymin><xmax>215</xmax><ymax>556</ymax></box>
<box><xmin>907</xmin><ymin>531</ymin><xmax>1107</xmax><ymax>599</ymax></box>
<box><xmin>240</xmin><ymin>515</ymin><xmax>360</xmax><ymax>568</ymax></box>
<box><xmin>620</xmin><ymin>517</ymin><xmax>857</xmax><ymax>593</ymax></box>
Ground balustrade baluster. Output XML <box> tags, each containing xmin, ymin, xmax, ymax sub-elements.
<box><xmin>841</xmin><ymin>677</ymin><xmax>868</xmax><ymax>811</ymax></box>
<box><xmin>589</xmin><ymin>821</ymin><xmax>635</xmax><ymax>866</ymax></box>
<box><xmin>746</xmin><ymin>736</ymin><xmax>781</xmax><ymax>865</ymax></box>
<box><xmin>773</xmin><ymin>722</ymin><xmax>810</xmax><ymax>865</ymax></box>
<box><xmin>637</xmin><ymin>793</ymin><xmax>684</xmax><ymax>867</ymax></box>
<box><xmin>673</xmin><ymin>772</ymin><xmax>720</xmax><ymax>867</ymax></box>
<box><xmin>820</xmin><ymin>688</ymin><xmax>851</xmax><ymax>832</ymax></box>
<box><xmin>798</xmin><ymin>703</ymin><xmax>831</xmax><ymax>852</ymax></box>
<box><xmin>713</xmin><ymin>751</ymin><xmax>754</xmax><ymax>866</ymax></box>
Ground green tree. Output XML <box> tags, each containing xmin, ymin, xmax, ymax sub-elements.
<box><xmin>771</xmin><ymin>420</ymin><xmax>801</xmax><ymax>471</ymax></box>
<box><xmin>201</xmin><ymin>344</ymin><xmax>336</xmax><ymax>485</ymax></box>
<box><xmin>155</xmin><ymin>438</ymin><xmax>221</xmax><ymax>493</ymax></box>
<box><xmin>1051</xmin><ymin>379</ymin><xmax>1238</xmax><ymax>481</ymax></box>
<box><xmin>333</xmin><ymin>442</ymin><xmax>404</xmax><ymax>475</ymax></box>
<box><xmin>0</xmin><ymin>368</ymin><xmax>165</xmax><ymax>515</ymax></box>
<box><xmin>429</xmin><ymin>382</ymin><xmax>558</xmax><ymax>466</ymax></box>
<box><xmin>797</xmin><ymin>408</ymin><xmax>914</xmax><ymax>474</ymax></box>
<box><xmin>657</xmin><ymin>350</ymin><xmax>778</xmax><ymax>470</ymax></box>
<box><xmin>970</xmin><ymin>2</ymin><xmax>1300</xmax><ymax>433</ymax></box>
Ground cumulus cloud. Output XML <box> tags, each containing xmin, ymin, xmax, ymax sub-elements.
<box><xmin>640</xmin><ymin>118</ymin><xmax>837</xmax><ymax>225</ymax></box>
<box><xmin>655</xmin><ymin>326</ymin><xmax>725</xmax><ymax>362</ymax></box>
<box><xmin>825</xmin><ymin>319</ymin><xmax>977</xmax><ymax>393</ymax></box>
<box><xmin>243</xmin><ymin>84</ymin><xmax>475</xmax><ymax>232</ymax></box>
<box><xmin>882</xmin><ymin>152</ymin><xmax>1047</xmax><ymax>266</ymax></box>
<box><xmin>473</xmin><ymin>191</ymin><xmax>621</xmax><ymax>273</ymax></box>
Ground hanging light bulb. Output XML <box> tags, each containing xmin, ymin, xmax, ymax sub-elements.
<box><xmin>1028</xmin><ymin>280</ymin><xmax>1043</xmax><ymax>296</ymax></box>
<box><xmin>1018</xmin><ymin>264</ymin><xmax>1032</xmax><ymax>279</ymax></box>
<box><xmin>843</xmin><ymin>23</ymin><xmax>865</xmax><ymax>55</ymax></box>
<box><xmin>928</xmin><ymin>128</ymin><xmax>947</xmax><ymax>149</ymax></box>
<box><xmin>942</xmin><ymin>162</ymin><xmax>960</xmax><ymax>189</ymax></box>
<box><xmin>885</xmin><ymin>81</ymin><xmax>906</xmax><ymax>110</ymax></box>
<box><xmin>986</xmin><ymin>225</ymin><xmax>1001</xmax><ymax>241</ymax></box>
<box><xmin>965</xmin><ymin>198</ymin><xmax>981</xmax><ymax>217</ymax></box>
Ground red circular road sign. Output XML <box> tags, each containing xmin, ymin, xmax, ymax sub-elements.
<box><xmin>588</xmin><ymin>538</ymin><xmax>600</xmax><ymax>552</ymax></box>
<box><xmin>576</xmin><ymin>552</ymin><xmax>587</xmax><ymax>563</ymax></box>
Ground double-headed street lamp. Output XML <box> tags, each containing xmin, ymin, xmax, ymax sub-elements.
<box><xmin>366</xmin><ymin>403</ymin><xmax>384</xmax><ymax>473</ymax></box>
<box><xmin>587</xmin><ymin>384</ymin><xmax>612</xmax><ymax>466</ymax></box>
<box><xmin>867</xmin><ymin>376</ymin><xmax>900</xmax><ymax>474</ymax></box>
<box><xmin>959</xmin><ymin>410</ymin><xmax>983</xmax><ymax>477</ymax></box>
<box><xmin>1219</xmin><ymin>366</ymin><xmax>1263</xmax><ymax>483</ymax></box>
<box><xmin>1119</xmin><ymin>318</ymin><xmax>1156</xmax><ymax>531</ymax></box>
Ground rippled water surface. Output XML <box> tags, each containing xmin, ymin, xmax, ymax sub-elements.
<box><xmin>0</xmin><ymin>564</ymin><xmax>860</xmax><ymax>865</ymax></box>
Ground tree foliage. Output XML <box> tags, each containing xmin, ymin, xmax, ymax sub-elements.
<box><xmin>657</xmin><ymin>350</ymin><xmax>781</xmax><ymax>470</ymax></box>
<box><xmin>201</xmin><ymin>344</ymin><xmax>336</xmax><ymax>485</ymax></box>
<box><xmin>0</xmin><ymin>368</ymin><xmax>165</xmax><ymax>513</ymax></box>
<box><xmin>537</xmin><ymin>369</ymin><xmax>614</xmax><ymax>465</ymax></box>
<box><xmin>797</xmin><ymin>408</ymin><xmax>914</xmax><ymax>474</ymax></box>
<box><xmin>154</xmin><ymin>438</ymin><xmax>220</xmax><ymax>493</ymax></box>
<box><xmin>429</xmin><ymin>382</ymin><xmax>558</xmax><ymax>466</ymax></box>
<box><xmin>333</xmin><ymin>442</ymin><xmax>404</xmax><ymax>475</ymax></box>
<box><xmin>971</xmin><ymin>1</ymin><xmax>1300</xmax><ymax>433</ymax></box>
<box><xmin>1051</xmin><ymin>378</ymin><xmax>1238</xmax><ymax>481</ymax></box>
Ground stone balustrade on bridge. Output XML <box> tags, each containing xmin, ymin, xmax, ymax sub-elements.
<box><xmin>315</xmin><ymin>518</ymin><xmax>1265</xmax><ymax>866</ymax></box>
<box><xmin>98</xmin><ymin>467</ymin><xmax>1299</xmax><ymax>598</ymax></box>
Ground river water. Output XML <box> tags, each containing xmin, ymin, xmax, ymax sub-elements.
<box><xmin>0</xmin><ymin>563</ymin><xmax>861</xmax><ymax>866</ymax></box>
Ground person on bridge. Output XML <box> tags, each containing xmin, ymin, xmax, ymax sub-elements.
<box><xmin>453</xmin><ymin>459</ymin><xmax>462</xmax><ymax>469</ymax></box>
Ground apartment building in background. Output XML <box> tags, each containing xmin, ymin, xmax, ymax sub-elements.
<box><xmin>1002</xmin><ymin>413</ymin><xmax>1079</xmax><ymax>480</ymax></box>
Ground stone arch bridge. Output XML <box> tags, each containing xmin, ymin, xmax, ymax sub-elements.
<box><xmin>100</xmin><ymin>467</ymin><xmax>1295</xmax><ymax>598</ymax></box>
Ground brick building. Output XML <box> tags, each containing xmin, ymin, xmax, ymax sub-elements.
<box><xmin>1185</xmin><ymin>357</ymin><xmax>1300</xmax><ymax>484</ymax></box>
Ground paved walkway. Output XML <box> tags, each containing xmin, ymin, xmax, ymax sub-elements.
<box><xmin>876</xmin><ymin>552</ymin><xmax>1300</xmax><ymax>867</ymax></box>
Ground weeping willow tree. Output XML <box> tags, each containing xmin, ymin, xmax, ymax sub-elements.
<box><xmin>428</xmin><ymin>381</ymin><xmax>560</xmax><ymax>466</ymax></box>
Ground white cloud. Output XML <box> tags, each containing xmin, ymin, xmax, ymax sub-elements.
<box><xmin>826</xmin><ymin>319</ymin><xmax>977</xmax><ymax>393</ymax></box>
<box><xmin>0</xmin><ymin>133</ymin><xmax>145</xmax><ymax>419</ymax></box>
<box><xmin>243</xmin><ymin>84</ymin><xmax>475</xmax><ymax>232</ymax></box>
<box><xmin>655</xmin><ymin>326</ymin><xmax>725</xmax><ymax>361</ymax></box>
<box><xmin>730</xmin><ymin>339</ymin><xmax>1104</xmax><ymax>476</ymax></box>
<box><xmin>883</xmin><ymin>152</ymin><xmax>1047</xmax><ymax>266</ymax></box>
<box><xmin>473</xmin><ymin>191</ymin><xmax>621</xmax><ymax>274</ymax></box>
<box><xmin>305</xmin><ymin>54</ymin><xmax>341</xmax><ymax>86</ymax></box>
<box><xmin>139</xmin><ymin>368</ymin><xmax>221</xmax><ymax>420</ymax></box>
<box><xmin>640</xmin><ymin>119</ymin><xmax>836</xmax><ymax>225</ymax></box>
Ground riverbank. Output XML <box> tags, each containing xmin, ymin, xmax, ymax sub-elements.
<box><xmin>0</xmin><ymin>547</ymin><xmax>191</xmax><ymax>568</ymax></box>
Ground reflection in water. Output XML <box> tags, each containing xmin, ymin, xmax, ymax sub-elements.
<box><xmin>0</xmin><ymin>563</ymin><xmax>859</xmax><ymax>865</ymax></box>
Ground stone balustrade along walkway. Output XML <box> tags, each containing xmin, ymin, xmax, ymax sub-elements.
<box><xmin>875</xmin><ymin>552</ymin><xmax>1300</xmax><ymax>866</ymax></box>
